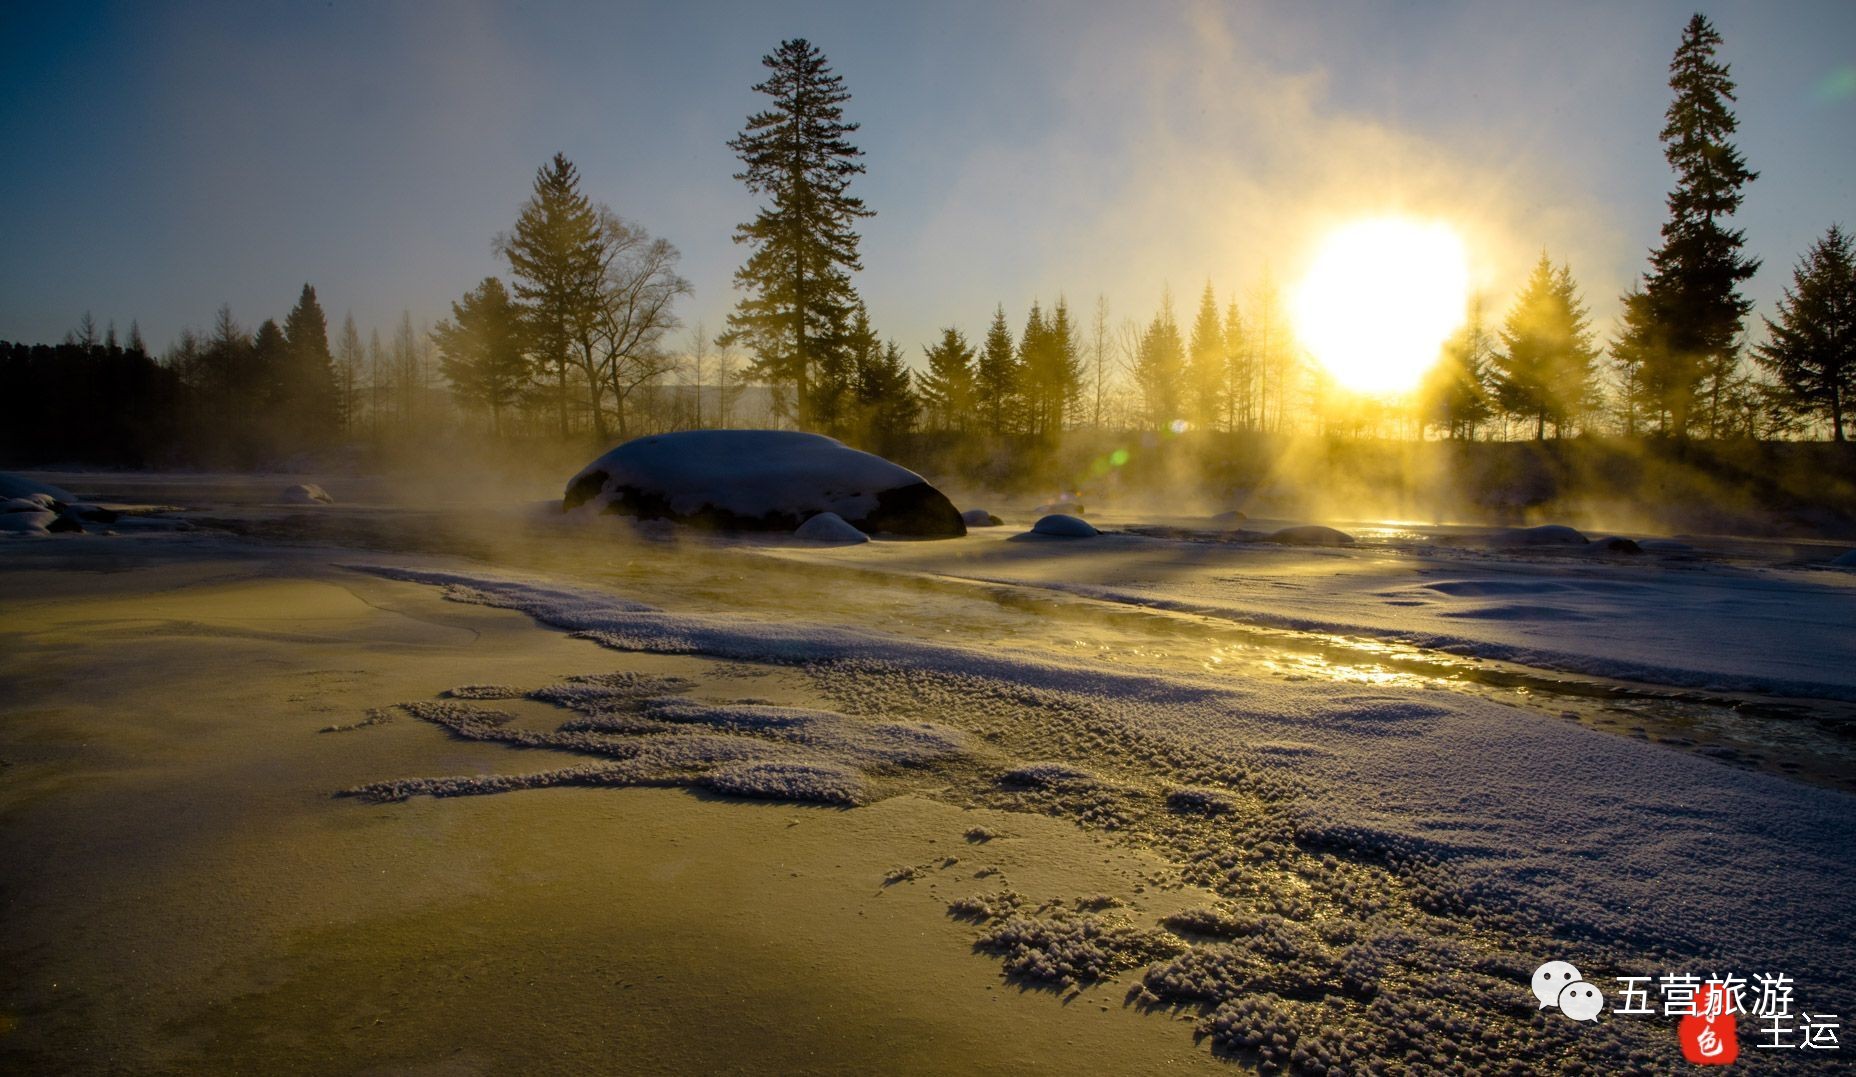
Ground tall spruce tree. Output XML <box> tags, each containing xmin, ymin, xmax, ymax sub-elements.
<box><xmin>281</xmin><ymin>283</ymin><xmax>337</xmax><ymax>450</ymax></box>
<box><xmin>976</xmin><ymin>305</ymin><xmax>1020</xmax><ymax>436</ymax></box>
<box><xmin>1755</xmin><ymin>225</ymin><xmax>1856</xmax><ymax>440</ymax></box>
<box><xmin>1617</xmin><ymin>13</ymin><xmax>1758</xmax><ymax>439</ymax></box>
<box><xmin>501</xmin><ymin>153</ymin><xmax>603</xmax><ymax>437</ymax></box>
<box><xmin>919</xmin><ymin>327</ymin><xmax>976</xmax><ymax>432</ymax></box>
<box><xmin>1186</xmin><ymin>283</ymin><xmax>1226</xmax><ymax>431</ymax></box>
<box><xmin>720</xmin><ymin>39</ymin><xmax>871</xmax><ymax>429</ymax></box>
<box><xmin>1494</xmin><ymin>255</ymin><xmax>1599</xmax><ymax>439</ymax></box>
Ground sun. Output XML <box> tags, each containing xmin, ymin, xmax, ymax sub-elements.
<box><xmin>1291</xmin><ymin>217</ymin><xmax>1471</xmax><ymax>395</ymax></box>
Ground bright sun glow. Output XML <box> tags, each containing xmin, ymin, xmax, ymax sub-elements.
<box><xmin>1291</xmin><ymin>217</ymin><xmax>1471</xmax><ymax>395</ymax></box>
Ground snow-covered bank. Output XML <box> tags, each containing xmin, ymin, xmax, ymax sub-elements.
<box><xmin>352</xmin><ymin>561</ymin><xmax>1855</xmax><ymax>1070</ymax></box>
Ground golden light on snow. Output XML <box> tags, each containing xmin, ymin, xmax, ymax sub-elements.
<box><xmin>1291</xmin><ymin>217</ymin><xmax>1470</xmax><ymax>395</ymax></box>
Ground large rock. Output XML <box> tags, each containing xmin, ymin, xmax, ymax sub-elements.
<box><xmin>1264</xmin><ymin>524</ymin><xmax>1354</xmax><ymax>546</ymax></box>
<box><xmin>564</xmin><ymin>430</ymin><xmax>965</xmax><ymax>538</ymax></box>
<box><xmin>1030</xmin><ymin>513</ymin><xmax>1099</xmax><ymax>538</ymax></box>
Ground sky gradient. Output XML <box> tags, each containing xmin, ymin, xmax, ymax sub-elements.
<box><xmin>2</xmin><ymin>0</ymin><xmax>1851</xmax><ymax>362</ymax></box>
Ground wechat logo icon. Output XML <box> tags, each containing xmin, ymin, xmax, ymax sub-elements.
<box><xmin>1533</xmin><ymin>960</ymin><xmax>1605</xmax><ymax>1023</ymax></box>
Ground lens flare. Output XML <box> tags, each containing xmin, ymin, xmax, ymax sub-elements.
<box><xmin>1291</xmin><ymin>217</ymin><xmax>1470</xmax><ymax>395</ymax></box>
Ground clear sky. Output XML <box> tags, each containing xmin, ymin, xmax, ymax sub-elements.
<box><xmin>1</xmin><ymin>0</ymin><xmax>1851</xmax><ymax>361</ymax></box>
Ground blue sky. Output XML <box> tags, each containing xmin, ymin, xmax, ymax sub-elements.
<box><xmin>1</xmin><ymin>1</ymin><xmax>1850</xmax><ymax>359</ymax></box>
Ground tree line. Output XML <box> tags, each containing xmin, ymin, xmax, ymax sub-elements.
<box><xmin>5</xmin><ymin>14</ymin><xmax>1850</xmax><ymax>470</ymax></box>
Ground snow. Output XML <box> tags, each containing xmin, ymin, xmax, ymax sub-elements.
<box><xmin>562</xmin><ymin>429</ymin><xmax>964</xmax><ymax>536</ymax></box>
<box><xmin>1030</xmin><ymin>513</ymin><xmax>1099</xmax><ymax>537</ymax></box>
<box><xmin>1494</xmin><ymin>523</ymin><xmax>1588</xmax><ymax>546</ymax></box>
<box><xmin>0</xmin><ymin>509</ymin><xmax>54</xmax><ymax>534</ymax></box>
<box><xmin>1264</xmin><ymin>524</ymin><xmax>1355</xmax><ymax>546</ymax></box>
<box><xmin>282</xmin><ymin>483</ymin><xmax>333</xmax><ymax>505</ymax></box>
<box><xmin>0</xmin><ymin>472</ymin><xmax>76</xmax><ymax>504</ymax></box>
<box><xmin>353</xmin><ymin>561</ymin><xmax>1856</xmax><ymax>1026</ymax></box>
<box><xmin>793</xmin><ymin>511</ymin><xmax>869</xmax><ymax>544</ymax></box>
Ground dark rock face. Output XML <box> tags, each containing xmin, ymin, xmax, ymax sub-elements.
<box><xmin>563</xmin><ymin>430</ymin><xmax>966</xmax><ymax>538</ymax></box>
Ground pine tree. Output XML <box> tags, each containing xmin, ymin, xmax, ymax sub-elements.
<box><xmin>1221</xmin><ymin>299</ymin><xmax>1250</xmax><ymax>432</ymax></box>
<box><xmin>1186</xmin><ymin>283</ymin><xmax>1225</xmax><ymax>431</ymax></box>
<box><xmin>501</xmin><ymin>153</ymin><xmax>603</xmax><ymax>437</ymax></box>
<box><xmin>1423</xmin><ymin>296</ymin><xmax>1494</xmax><ymax>439</ymax></box>
<box><xmin>1755</xmin><ymin>224</ymin><xmax>1856</xmax><ymax>440</ymax></box>
<box><xmin>919</xmin><ymin>327</ymin><xmax>976</xmax><ymax>432</ymax></box>
<box><xmin>1016</xmin><ymin>302</ymin><xmax>1051</xmax><ymax>437</ymax></box>
<box><xmin>1043</xmin><ymin>297</ymin><xmax>1083</xmax><ymax>435</ymax></box>
<box><xmin>719</xmin><ymin>39</ymin><xmax>871</xmax><ymax>429</ymax></box>
<box><xmin>1494</xmin><ymin>255</ymin><xmax>1599</xmax><ymax>439</ymax></box>
<box><xmin>821</xmin><ymin>303</ymin><xmax>877</xmax><ymax>438</ymax></box>
<box><xmin>126</xmin><ymin>320</ymin><xmax>146</xmax><ymax>356</ymax></box>
<box><xmin>432</xmin><ymin>278</ymin><xmax>532</xmax><ymax>435</ymax></box>
<box><xmin>852</xmin><ymin>339</ymin><xmax>919</xmax><ymax>450</ymax></box>
<box><xmin>1618</xmin><ymin>13</ymin><xmax>1759</xmax><ymax>439</ymax></box>
<box><xmin>975</xmin><ymin>305</ymin><xmax>1020</xmax><ymax>436</ymax></box>
<box><xmin>282</xmin><ymin>283</ymin><xmax>338</xmax><ymax>450</ymax></box>
<box><xmin>1134</xmin><ymin>291</ymin><xmax>1185</xmax><ymax>429</ymax></box>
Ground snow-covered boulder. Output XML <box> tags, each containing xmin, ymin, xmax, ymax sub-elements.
<box><xmin>1831</xmin><ymin>549</ymin><xmax>1856</xmax><ymax>568</ymax></box>
<box><xmin>793</xmin><ymin>511</ymin><xmax>870</xmax><ymax>544</ymax></box>
<box><xmin>0</xmin><ymin>510</ymin><xmax>53</xmax><ymax>534</ymax></box>
<box><xmin>283</xmin><ymin>483</ymin><xmax>334</xmax><ymax>505</ymax></box>
<box><xmin>1584</xmin><ymin>536</ymin><xmax>1643</xmax><ymax>555</ymax></box>
<box><xmin>1494</xmin><ymin>524</ymin><xmax>1587</xmax><ymax>546</ymax></box>
<box><xmin>1264</xmin><ymin>524</ymin><xmax>1354</xmax><ymax>546</ymax></box>
<box><xmin>564</xmin><ymin>430</ymin><xmax>965</xmax><ymax>537</ymax></box>
<box><xmin>1</xmin><ymin>497</ymin><xmax>44</xmax><ymax>513</ymax></box>
<box><xmin>962</xmin><ymin>508</ymin><xmax>1003</xmax><ymax>527</ymax></box>
<box><xmin>0</xmin><ymin>473</ymin><xmax>76</xmax><ymax>504</ymax></box>
<box><xmin>1030</xmin><ymin>513</ymin><xmax>1099</xmax><ymax>538</ymax></box>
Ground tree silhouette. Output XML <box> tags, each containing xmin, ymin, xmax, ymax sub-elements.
<box><xmin>1186</xmin><ymin>283</ymin><xmax>1225</xmax><ymax>431</ymax></box>
<box><xmin>281</xmin><ymin>283</ymin><xmax>337</xmax><ymax>451</ymax></box>
<box><xmin>919</xmin><ymin>327</ymin><xmax>976</xmax><ymax>432</ymax></box>
<box><xmin>1617</xmin><ymin>13</ymin><xmax>1758</xmax><ymax>439</ymax></box>
<box><xmin>1134</xmin><ymin>291</ymin><xmax>1184</xmax><ymax>429</ymax></box>
<box><xmin>1494</xmin><ymin>255</ymin><xmax>1599</xmax><ymax>439</ymax></box>
<box><xmin>1423</xmin><ymin>296</ymin><xmax>1494</xmax><ymax>440</ymax></box>
<box><xmin>1755</xmin><ymin>225</ymin><xmax>1856</xmax><ymax>441</ymax></box>
<box><xmin>432</xmin><ymin>277</ymin><xmax>532</xmax><ymax>435</ymax></box>
<box><xmin>501</xmin><ymin>153</ymin><xmax>603</xmax><ymax>437</ymax></box>
<box><xmin>720</xmin><ymin>39</ymin><xmax>871</xmax><ymax>429</ymax></box>
<box><xmin>975</xmin><ymin>305</ymin><xmax>1020</xmax><ymax>436</ymax></box>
